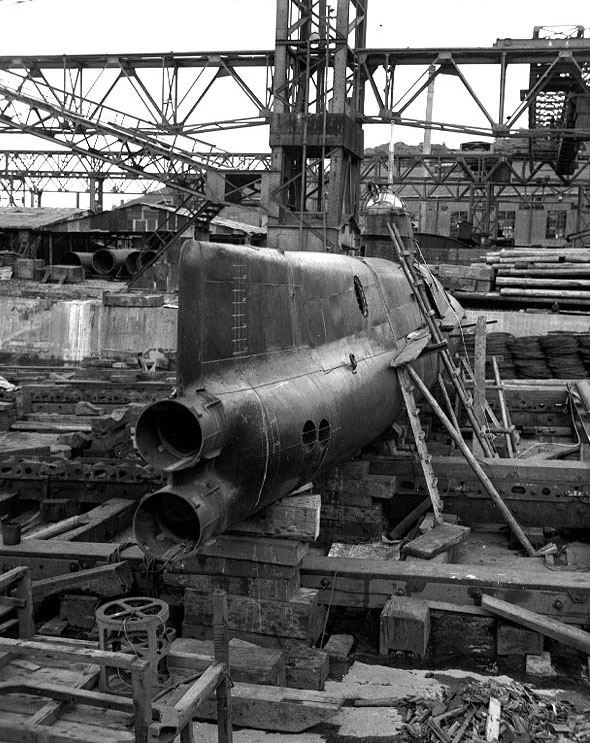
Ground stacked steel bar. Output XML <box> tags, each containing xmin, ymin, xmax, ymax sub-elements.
<box><xmin>488</xmin><ymin>247</ymin><xmax>590</xmax><ymax>305</ymax></box>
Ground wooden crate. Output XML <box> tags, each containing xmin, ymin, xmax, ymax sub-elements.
<box><xmin>14</xmin><ymin>258</ymin><xmax>45</xmax><ymax>280</ymax></box>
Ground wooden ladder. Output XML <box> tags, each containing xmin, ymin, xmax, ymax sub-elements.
<box><xmin>387</xmin><ymin>221</ymin><xmax>497</xmax><ymax>460</ymax></box>
<box><xmin>397</xmin><ymin>365</ymin><xmax>444</xmax><ymax>525</ymax></box>
<box><xmin>388</xmin><ymin>222</ymin><xmax>538</xmax><ymax>557</ymax></box>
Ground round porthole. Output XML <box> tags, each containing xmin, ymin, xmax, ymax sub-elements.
<box><xmin>318</xmin><ymin>419</ymin><xmax>331</xmax><ymax>448</ymax></box>
<box><xmin>302</xmin><ymin>420</ymin><xmax>317</xmax><ymax>449</ymax></box>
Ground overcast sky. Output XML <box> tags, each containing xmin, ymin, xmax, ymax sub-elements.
<box><xmin>0</xmin><ymin>1</ymin><xmax>588</xmax><ymax>153</ymax></box>
<box><xmin>2</xmin><ymin>0</ymin><xmax>587</xmax><ymax>53</ymax></box>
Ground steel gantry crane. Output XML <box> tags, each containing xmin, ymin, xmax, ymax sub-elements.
<box><xmin>0</xmin><ymin>3</ymin><xmax>589</xmax><ymax>247</ymax></box>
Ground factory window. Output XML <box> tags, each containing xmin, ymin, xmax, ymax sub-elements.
<box><xmin>497</xmin><ymin>210</ymin><xmax>516</xmax><ymax>239</ymax></box>
<box><xmin>546</xmin><ymin>210</ymin><xmax>567</xmax><ymax>239</ymax></box>
<box><xmin>450</xmin><ymin>211</ymin><xmax>468</xmax><ymax>237</ymax></box>
<box><xmin>353</xmin><ymin>276</ymin><xmax>369</xmax><ymax>317</ymax></box>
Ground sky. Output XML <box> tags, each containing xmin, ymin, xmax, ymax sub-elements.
<box><xmin>1</xmin><ymin>0</ymin><xmax>587</xmax><ymax>55</ymax></box>
<box><xmin>1</xmin><ymin>0</ymin><xmax>588</xmax><ymax>150</ymax></box>
<box><xmin>0</xmin><ymin>0</ymin><xmax>588</xmax><ymax>205</ymax></box>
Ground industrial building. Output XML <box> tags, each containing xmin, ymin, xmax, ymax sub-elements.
<box><xmin>0</xmin><ymin>3</ymin><xmax>587</xmax><ymax>743</ymax></box>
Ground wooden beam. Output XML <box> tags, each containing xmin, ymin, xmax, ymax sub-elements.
<box><xmin>366</xmin><ymin>454</ymin><xmax>590</xmax><ymax>528</ymax></box>
<box><xmin>193</xmin><ymin>682</ymin><xmax>343</xmax><ymax>733</ymax></box>
<box><xmin>472</xmin><ymin>315</ymin><xmax>487</xmax><ymax>458</ymax></box>
<box><xmin>32</xmin><ymin>562</ymin><xmax>133</xmax><ymax>606</ymax></box>
<box><xmin>481</xmin><ymin>594</ymin><xmax>590</xmax><ymax>654</ymax></box>
<box><xmin>0</xmin><ymin>636</ymin><xmax>149</xmax><ymax>672</ymax></box>
<box><xmin>300</xmin><ymin>554</ymin><xmax>590</xmax><ymax>621</ymax></box>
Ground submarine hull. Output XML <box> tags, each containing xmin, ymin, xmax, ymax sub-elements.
<box><xmin>134</xmin><ymin>240</ymin><xmax>462</xmax><ymax>559</ymax></box>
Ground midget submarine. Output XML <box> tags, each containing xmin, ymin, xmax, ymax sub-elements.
<box><xmin>134</xmin><ymin>193</ymin><xmax>463</xmax><ymax>559</ymax></box>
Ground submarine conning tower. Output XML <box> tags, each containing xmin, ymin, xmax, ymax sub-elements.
<box><xmin>361</xmin><ymin>186</ymin><xmax>416</xmax><ymax>261</ymax></box>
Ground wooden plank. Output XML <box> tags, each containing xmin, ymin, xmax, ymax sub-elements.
<box><xmin>163</xmin><ymin>662</ymin><xmax>225</xmax><ymax>730</ymax></box>
<box><xmin>0</xmin><ymin>566</ymin><xmax>27</xmax><ymax>592</ymax></box>
<box><xmin>0</xmin><ymin>719</ymin><xmax>135</xmax><ymax>743</ymax></box>
<box><xmin>472</xmin><ymin>315</ymin><xmax>487</xmax><ymax>458</ymax></box>
<box><xmin>184</xmin><ymin>588</ymin><xmax>319</xmax><ymax>641</ymax></box>
<box><xmin>387</xmin><ymin>497</ymin><xmax>432</xmax><ymax>540</ymax></box>
<box><xmin>402</xmin><ymin>524</ymin><xmax>471</xmax><ymax>559</ymax></box>
<box><xmin>0</xmin><ymin>681</ymin><xmax>134</xmax><ymax>713</ymax></box>
<box><xmin>17</xmin><ymin>666</ymin><xmax>100</xmax><ymax>728</ymax></box>
<box><xmin>0</xmin><ymin>637</ymin><xmax>149</xmax><ymax>672</ymax></box>
<box><xmin>168</xmin><ymin>637</ymin><xmax>286</xmax><ymax>686</ymax></box>
<box><xmin>228</xmin><ymin>494</ymin><xmax>320</xmax><ymax>542</ymax></box>
<box><xmin>61</xmin><ymin>499</ymin><xmax>135</xmax><ymax>542</ymax></box>
<box><xmin>0</xmin><ymin>432</ymin><xmax>56</xmax><ymax>457</ymax></box>
<box><xmin>32</xmin><ymin>562</ymin><xmax>133</xmax><ymax>606</ymax></box>
<box><xmin>481</xmin><ymin>594</ymin><xmax>590</xmax><ymax>654</ymax></box>
<box><xmin>196</xmin><ymin>535</ymin><xmax>309</xmax><ymax>566</ymax></box>
<box><xmin>485</xmin><ymin>697</ymin><xmax>501</xmax><ymax>742</ymax></box>
<box><xmin>193</xmin><ymin>682</ymin><xmax>343</xmax><ymax>733</ymax></box>
<box><xmin>25</xmin><ymin>515</ymin><xmax>88</xmax><ymax>541</ymax></box>
<box><xmin>11</xmin><ymin>421</ymin><xmax>92</xmax><ymax>433</ymax></box>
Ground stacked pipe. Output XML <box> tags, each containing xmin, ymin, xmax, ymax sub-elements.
<box><xmin>487</xmin><ymin>247</ymin><xmax>590</xmax><ymax>305</ymax></box>
<box><xmin>63</xmin><ymin>252</ymin><xmax>94</xmax><ymax>276</ymax></box>
<box><xmin>91</xmin><ymin>248</ymin><xmax>140</xmax><ymax>278</ymax></box>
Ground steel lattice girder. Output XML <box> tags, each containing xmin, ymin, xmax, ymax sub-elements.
<box><xmin>0</xmin><ymin>39</ymin><xmax>589</xmax><ymax>167</ymax></box>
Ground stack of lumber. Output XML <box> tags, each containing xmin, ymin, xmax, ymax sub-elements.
<box><xmin>435</xmin><ymin>263</ymin><xmax>494</xmax><ymax>293</ymax></box>
<box><xmin>314</xmin><ymin>459</ymin><xmax>393</xmax><ymax>546</ymax></box>
<box><xmin>487</xmin><ymin>246</ymin><xmax>590</xmax><ymax>304</ymax></box>
<box><xmin>164</xmin><ymin>495</ymin><xmax>328</xmax><ymax>656</ymax></box>
<box><xmin>391</xmin><ymin>677</ymin><xmax>589</xmax><ymax>742</ymax></box>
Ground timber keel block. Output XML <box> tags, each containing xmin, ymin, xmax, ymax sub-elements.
<box><xmin>402</xmin><ymin>523</ymin><xmax>471</xmax><ymax>559</ymax></box>
<box><xmin>379</xmin><ymin>596</ymin><xmax>430</xmax><ymax>658</ymax></box>
<box><xmin>496</xmin><ymin>622</ymin><xmax>544</xmax><ymax>656</ymax></box>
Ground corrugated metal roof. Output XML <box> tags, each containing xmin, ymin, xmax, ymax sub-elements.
<box><xmin>129</xmin><ymin>202</ymin><xmax>266</xmax><ymax>234</ymax></box>
<box><xmin>0</xmin><ymin>207</ymin><xmax>89</xmax><ymax>229</ymax></box>
<box><xmin>211</xmin><ymin>215</ymin><xmax>266</xmax><ymax>235</ymax></box>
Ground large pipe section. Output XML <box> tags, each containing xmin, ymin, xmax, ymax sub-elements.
<box><xmin>63</xmin><ymin>251</ymin><xmax>94</xmax><ymax>276</ymax></box>
<box><xmin>134</xmin><ymin>230</ymin><xmax>463</xmax><ymax>560</ymax></box>
<box><xmin>91</xmin><ymin>248</ymin><xmax>138</xmax><ymax>277</ymax></box>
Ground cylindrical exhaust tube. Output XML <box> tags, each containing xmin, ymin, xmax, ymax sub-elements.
<box><xmin>63</xmin><ymin>252</ymin><xmax>94</xmax><ymax>276</ymax></box>
<box><xmin>91</xmin><ymin>248</ymin><xmax>137</xmax><ymax>277</ymax></box>
<box><xmin>134</xmin><ymin>476</ymin><xmax>236</xmax><ymax>561</ymax></box>
<box><xmin>135</xmin><ymin>393</ymin><xmax>225</xmax><ymax>472</ymax></box>
<box><xmin>124</xmin><ymin>250</ymin><xmax>141</xmax><ymax>275</ymax></box>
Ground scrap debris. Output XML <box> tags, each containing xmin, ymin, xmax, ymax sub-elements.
<box><xmin>393</xmin><ymin>678</ymin><xmax>590</xmax><ymax>742</ymax></box>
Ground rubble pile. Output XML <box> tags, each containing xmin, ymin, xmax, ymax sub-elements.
<box><xmin>397</xmin><ymin>678</ymin><xmax>590</xmax><ymax>742</ymax></box>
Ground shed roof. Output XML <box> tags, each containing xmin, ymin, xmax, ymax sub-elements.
<box><xmin>0</xmin><ymin>207</ymin><xmax>88</xmax><ymax>229</ymax></box>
